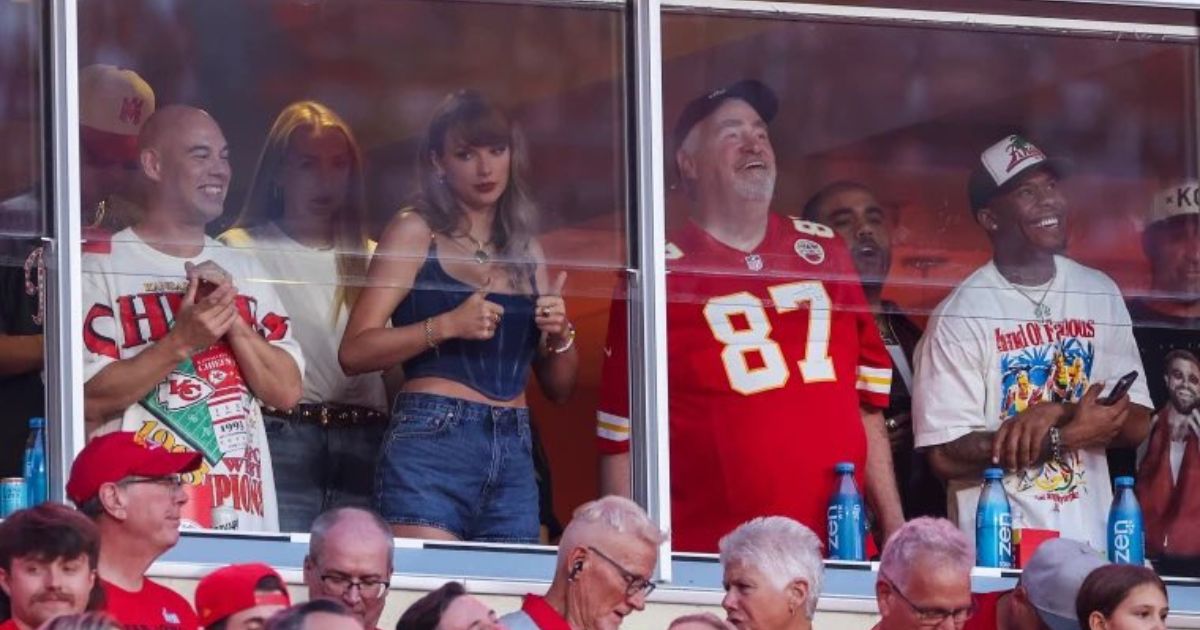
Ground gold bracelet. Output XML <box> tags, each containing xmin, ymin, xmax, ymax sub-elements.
<box><xmin>547</xmin><ymin>322</ymin><xmax>576</xmax><ymax>355</ymax></box>
<box><xmin>424</xmin><ymin>317</ymin><xmax>439</xmax><ymax>352</ymax></box>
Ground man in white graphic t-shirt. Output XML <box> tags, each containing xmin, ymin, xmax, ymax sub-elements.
<box><xmin>81</xmin><ymin>105</ymin><xmax>304</xmax><ymax>532</ymax></box>
<box><xmin>912</xmin><ymin>134</ymin><xmax>1151</xmax><ymax>554</ymax></box>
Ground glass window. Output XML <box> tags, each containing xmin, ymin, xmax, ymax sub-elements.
<box><xmin>0</xmin><ymin>0</ymin><xmax>48</xmax><ymax>493</ymax></box>
<box><xmin>75</xmin><ymin>0</ymin><xmax>631</xmax><ymax>540</ymax></box>
<box><xmin>657</xmin><ymin>0</ymin><xmax>1200</xmax><ymax>578</ymax></box>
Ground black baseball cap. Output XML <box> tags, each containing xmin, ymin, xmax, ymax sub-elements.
<box><xmin>672</xmin><ymin>79</ymin><xmax>779</xmax><ymax>151</ymax></box>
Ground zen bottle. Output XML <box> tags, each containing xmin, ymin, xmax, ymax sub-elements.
<box><xmin>23</xmin><ymin>417</ymin><xmax>46</xmax><ymax>507</ymax></box>
<box><xmin>827</xmin><ymin>462</ymin><xmax>866</xmax><ymax>561</ymax></box>
<box><xmin>1107</xmin><ymin>476</ymin><xmax>1145</xmax><ymax>565</ymax></box>
<box><xmin>976</xmin><ymin>467</ymin><xmax>1013</xmax><ymax>568</ymax></box>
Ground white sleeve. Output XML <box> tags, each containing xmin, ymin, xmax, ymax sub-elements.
<box><xmin>240</xmin><ymin>255</ymin><xmax>306</xmax><ymax>380</ymax></box>
<box><xmin>913</xmin><ymin>312</ymin><xmax>989</xmax><ymax>448</ymax></box>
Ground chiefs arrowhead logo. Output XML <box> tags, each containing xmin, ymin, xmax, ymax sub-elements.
<box><xmin>207</xmin><ymin>369</ymin><xmax>228</xmax><ymax>385</ymax></box>
<box><xmin>156</xmin><ymin>371</ymin><xmax>215</xmax><ymax>411</ymax></box>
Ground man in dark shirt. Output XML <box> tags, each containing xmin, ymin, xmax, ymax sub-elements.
<box><xmin>0</xmin><ymin>233</ymin><xmax>44</xmax><ymax>478</ymax></box>
<box><xmin>1126</xmin><ymin>181</ymin><xmax>1200</xmax><ymax>574</ymax></box>
<box><xmin>804</xmin><ymin>181</ymin><xmax>945</xmax><ymax>520</ymax></box>
<box><xmin>0</xmin><ymin>64</ymin><xmax>154</xmax><ymax>477</ymax></box>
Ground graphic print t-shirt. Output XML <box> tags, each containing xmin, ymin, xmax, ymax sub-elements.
<box><xmin>82</xmin><ymin>228</ymin><xmax>304</xmax><ymax>532</ymax></box>
<box><xmin>597</xmin><ymin>214</ymin><xmax>892</xmax><ymax>552</ymax></box>
<box><xmin>102</xmin><ymin>578</ymin><xmax>199</xmax><ymax>630</ymax></box>
<box><xmin>914</xmin><ymin>256</ymin><xmax>1149</xmax><ymax>553</ymax></box>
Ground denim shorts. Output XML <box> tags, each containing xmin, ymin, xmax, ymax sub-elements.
<box><xmin>374</xmin><ymin>392</ymin><xmax>539</xmax><ymax>543</ymax></box>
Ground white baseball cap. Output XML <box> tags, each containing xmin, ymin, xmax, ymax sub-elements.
<box><xmin>79</xmin><ymin>64</ymin><xmax>155</xmax><ymax>137</ymax></box>
<box><xmin>1147</xmin><ymin>181</ymin><xmax>1200</xmax><ymax>228</ymax></box>
<box><xmin>968</xmin><ymin>134</ymin><xmax>1069</xmax><ymax>211</ymax></box>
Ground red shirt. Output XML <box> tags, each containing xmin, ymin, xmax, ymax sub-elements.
<box><xmin>520</xmin><ymin>595</ymin><xmax>571</xmax><ymax>630</ymax></box>
<box><xmin>962</xmin><ymin>590</ymin><xmax>1010</xmax><ymax>630</ymax></box>
<box><xmin>0</xmin><ymin>619</ymin><xmax>20</xmax><ymax>630</ymax></box>
<box><xmin>597</xmin><ymin>214</ymin><xmax>891</xmax><ymax>552</ymax></box>
<box><xmin>102</xmin><ymin>578</ymin><xmax>199</xmax><ymax>630</ymax></box>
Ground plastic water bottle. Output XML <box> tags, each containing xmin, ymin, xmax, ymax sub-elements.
<box><xmin>23</xmin><ymin>417</ymin><xmax>46</xmax><ymax>507</ymax></box>
<box><xmin>827</xmin><ymin>462</ymin><xmax>866</xmax><ymax>561</ymax></box>
<box><xmin>976</xmin><ymin>467</ymin><xmax>1013</xmax><ymax>568</ymax></box>
<box><xmin>1108</xmin><ymin>476</ymin><xmax>1144</xmax><ymax>565</ymax></box>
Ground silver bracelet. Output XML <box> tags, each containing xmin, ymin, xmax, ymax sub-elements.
<box><xmin>1049</xmin><ymin>426</ymin><xmax>1063</xmax><ymax>462</ymax></box>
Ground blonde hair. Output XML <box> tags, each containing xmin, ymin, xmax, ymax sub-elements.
<box><xmin>231</xmin><ymin>100</ymin><xmax>371</xmax><ymax>318</ymax></box>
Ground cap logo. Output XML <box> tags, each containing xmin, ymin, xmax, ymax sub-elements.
<box><xmin>1005</xmin><ymin>136</ymin><xmax>1046</xmax><ymax>174</ymax></box>
<box><xmin>1165</xmin><ymin>186</ymin><xmax>1200</xmax><ymax>208</ymax></box>
<box><xmin>706</xmin><ymin>88</ymin><xmax>727</xmax><ymax>101</ymax></box>
<box><xmin>119</xmin><ymin>97</ymin><xmax>145</xmax><ymax>125</ymax></box>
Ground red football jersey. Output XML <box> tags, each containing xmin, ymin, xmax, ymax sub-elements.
<box><xmin>597</xmin><ymin>213</ymin><xmax>892</xmax><ymax>553</ymax></box>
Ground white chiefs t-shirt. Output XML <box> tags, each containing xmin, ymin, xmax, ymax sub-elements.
<box><xmin>82</xmin><ymin>228</ymin><xmax>305</xmax><ymax>532</ymax></box>
<box><xmin>219</xmin><ymin>222</ymin><xmax>385</xmax><ymax>410</ymax></box>
<box><xmin>913</xmin><ymin>255</ymin><xmax>1149</xmax><ymax>553</ymax></box>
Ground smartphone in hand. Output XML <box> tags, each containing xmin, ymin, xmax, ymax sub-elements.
<box><xmin>1100</xmin><ymin>371</ymin><xmax>1138</xmax><ymax>406</ymax></box>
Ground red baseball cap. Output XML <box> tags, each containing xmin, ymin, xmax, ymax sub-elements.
<box><xmin>195</xmin><ymin>563</ymin><xmax>291</xmax><ymax>628</ymax></box>
<box><xmin>66</xmin><ymin>431</ymin><xmax>203</xmax><ymax>505</ymax></box>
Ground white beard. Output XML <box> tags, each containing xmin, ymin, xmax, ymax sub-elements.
<box><xmin>733</xmin><ymin>170</ymin><xmax>775</xmax><ymax>202</ymax></box>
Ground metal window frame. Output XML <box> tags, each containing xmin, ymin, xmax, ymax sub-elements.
<box><xmin>46</xmin><ymin>0</ymin><xmax>84</xmax><ymax>503</ymax></box>
<box><xmin>629</xmin><ymin>0</ymin><xmax>673</xmax><ymax>582</ymax></box>
<box><xmin>660</xmin><ymin>0</ymin><xmax>1198</xmax><ymax>38</ymax></box>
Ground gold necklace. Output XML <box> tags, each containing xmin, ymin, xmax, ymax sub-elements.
<box><xmin>463</xmin><ymin>234</ymin><xmax>490</xmax><ymax>265</ymax></box>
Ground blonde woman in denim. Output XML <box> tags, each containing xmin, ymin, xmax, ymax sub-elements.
<box><xmin>221</xmin><ymin>101</ymin><xmax>387</xmax><ymax>532</ymax></box>
<box><xmin>339</xmin><ymin>90</ymin><xmax>577</xmax><ymax>542</ymax></box>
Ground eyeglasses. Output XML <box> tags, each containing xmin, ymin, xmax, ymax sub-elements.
<box><xmin>881</xmin><ymin>573</ymin><xmax>975</xmax><ymax>628</ymax></box>
<box><xmin>319</xmin><ymin>573</ymin><xmax>389</xmax><ymax>600</ymax></box>
<box><xmin>587</xmin><ymin>546</ymin><xmax>656</xmax><ymax>599</ymax></box>
<box><xmin>118</xmin><ymin>474</ymin><xmax>185</xmax><ymax>493</ymax></box>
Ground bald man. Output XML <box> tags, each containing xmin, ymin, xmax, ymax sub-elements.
<box><xmin>80</xmin><ymin>105</ymin><xmax>303</xmax><ymax>532</ymax></box>
<box><xmin>304</xmin><ymin>508</ymin><xmax>394</xmax><ymax>630</ymax></box>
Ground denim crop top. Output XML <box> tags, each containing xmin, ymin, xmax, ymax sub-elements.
<box><xmin>391</xmin><ymin>241</ymin><xmax>540</xmax><ymax>401</ymax></box>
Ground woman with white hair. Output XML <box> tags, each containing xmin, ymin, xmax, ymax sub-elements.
<box><xmin>718</xmin><ymin>516</ymin><xmax>824</xmax><ymax>630</ymax></box>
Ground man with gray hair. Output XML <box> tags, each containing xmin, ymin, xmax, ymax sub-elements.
<box><xmin>596</xmin><ymin>78</ymin><xmax>902</xmax><ymax>554</ymax></box>
<box><xmin>875</xmin><ymin>517</ymin><xmax>975</xmax><ymax>630</ymax></box>
<box><xmin>719</xmin><ymin>516</ymin><xmax>824</xmax><ymax>630</ymax></box>
<box><xmin>303</xmin><ymin>507</ymin><xmax>393</xmax><ymax>630</ymax></box>
<box><xmin>501</xmin><ymin>496</ymin><xmax>665</xmax><ymax>630</ymax></box>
